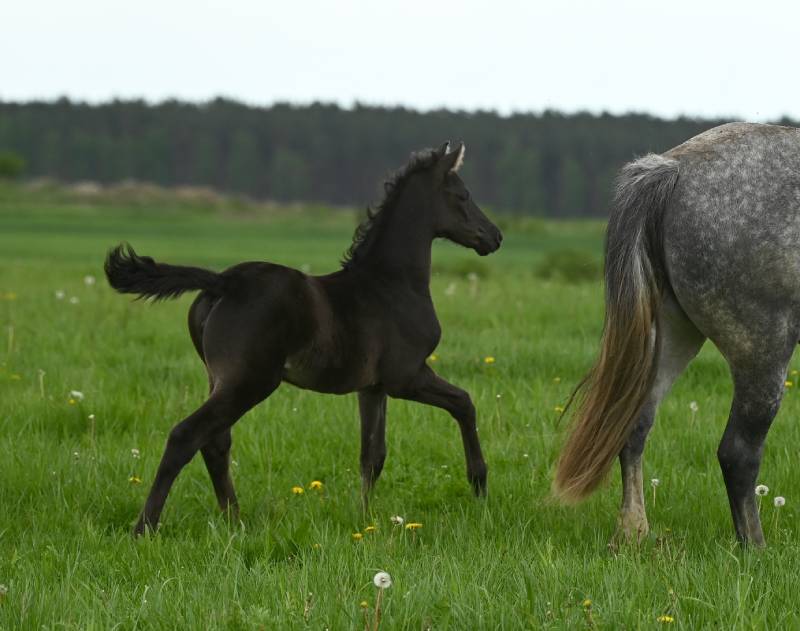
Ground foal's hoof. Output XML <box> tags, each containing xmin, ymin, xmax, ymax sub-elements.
<box><xmin>469</xmin><ymin>469</ymin><xmax>488</xmax><ymax>497</ymax></box>
<box><xmin>132</xmin><ymin>517</ymin><xmax>156</xmax><ymax>538</ymax></box>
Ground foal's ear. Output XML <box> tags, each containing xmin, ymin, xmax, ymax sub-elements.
<box><xmin>438</xmin><ymin>141</ymin><xmax>466</xmax><ymax>174</ymax></box>
<box><xmin>438</xmin><ymin>141</ymin><xmax>451</xmax><ymax>156</ymax></box>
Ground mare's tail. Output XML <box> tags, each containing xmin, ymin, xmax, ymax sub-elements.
<box><xmin>104</xmin><ymin>243</ymin><xmax>224</xmax><ymax>301</ymax></box>
<box><xmin>553</xmin><ymin>154</ymin><xmax>680</xmax><ymax>502</ymax></box>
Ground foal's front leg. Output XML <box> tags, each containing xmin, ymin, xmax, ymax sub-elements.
<box><xmin>358</xmin><ymin>386</ymin><xmax>387</xmax><ymax>514</ymax></box>
<box><xmin>390</xmin><ymin>365</ymin><xmax>487</xmax><ymax>496</ymax></box>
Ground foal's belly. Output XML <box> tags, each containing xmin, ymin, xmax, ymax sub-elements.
<box><xmin>281</xmin><ymin>346</ymin><xmax>378</xmax><ymax>395</ymax></box>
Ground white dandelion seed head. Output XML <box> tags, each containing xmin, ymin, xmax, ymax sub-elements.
<box><xmin>0</xmin><ymin>583</ymin><xmax>7</xmax><ymax>595</ymax></box>
<box><xmin>755</xmin><ymin>484</ymin><xmax>769</xmax><ymax>496</ymax></box>
<box><xmin>774</xmin><ymin>496</ymin><xmax>786</xmax><ymax>507</ymax></box>
<box><xmin>83</xmin><ymin>275</ymin><xmax>96</xmax><ymax>286</ymax></box>
<box><xmin>69</xmin><ymin>390</ymin><xmax>84</xmax><ymax>402</ymax></box>
<box><xmin>131</xmin><ymin>448</ymin><xmax>140</xmax><ymax>459</ymax></box>
<box><xmin>72</xmin><ymin>451</ymin><xmax>79</xmax><ymax>459</ymax></box>
<box><xmin>444</xmin><ymin>282</ymin><xmax>457</xmax><ymax>296</ymax></box>
<box><xmin>54</xmin><ymin>290</ymin><xmax>65</xmax><ymax>300</ymax></box>
<box><xmin>467</xmin><ymin>272</ymin><xmax>479</xmax><ymax>282</ymax></box>
<box><xmin>69</xmin><ymin>296</ymin><xmax>79</xmax><ymax>304</ymax></box>
<box><xmin>88</xmin><ymin>414</ymin><xmax>95</xmax><ymax>421</ymax></box>
<box><xmin>373</xmin><ymin>571</ymin><xmax>392</xmax><ymax>589</ymax></box>
<box><xmin>390</xmin><ymin>515</ymin><xmax>404</xmax><ymax>526</ymax></box>
<box><xmin>651</xmin><ymin>478</ymin><xmax>660</xmax><ymax>487</ymax></box>
<box><xmin>689</xmin><ymin>401</ymin><xmax>699</xmax><ymax>413</ymax></box>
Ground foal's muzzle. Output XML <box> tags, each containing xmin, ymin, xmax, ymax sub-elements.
<box><xmin>474</xmin><ymin>226</ymin><xmax>503</xmax><ymax>256</ymax></box>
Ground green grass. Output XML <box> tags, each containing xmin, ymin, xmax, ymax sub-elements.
<box><xmin>1</xmin><ymin>188</ymin><xmax>800</xmax><ymax>629</ymax></box>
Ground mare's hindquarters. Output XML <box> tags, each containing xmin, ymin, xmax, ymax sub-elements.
<box><xmin>662</xmin><ymin>124</ymin><xmax>800</xmax><ymax>545</ymax></box>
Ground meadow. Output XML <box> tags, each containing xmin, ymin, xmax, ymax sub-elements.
<box><xmin>2</xmin><ymin>185</ymin><xmax>800</xmax><ymax>629</ymax></box>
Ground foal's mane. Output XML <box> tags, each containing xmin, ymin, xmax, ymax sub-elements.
<box><xmin>341</xmin><ymin>148</ymin><xmax>440</xmax><ymax>269</ymax></box>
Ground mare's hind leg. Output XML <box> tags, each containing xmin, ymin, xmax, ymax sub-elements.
<box><xmin>389</xmin><ymin>365</ymin><xmax>487</xmax><ymax>497</ymax></box>
<box><xmin>718</xmin><ymin>346</ymin><xmax>794</xmax><ymax>546</ymax></box>
<box><xmin>134</xmin><ymin>373</ymin><xmax>280</xmax><ymax>535</ymax></box>
<box><xmin>358</xmin><ymin>386</ymin><xmax>387</xmax><ymax>514</ymax></box>
<box><xmin>617</xmin><ymin>294</ymin><xmax>705</xmax><ymax>542</ymax></box>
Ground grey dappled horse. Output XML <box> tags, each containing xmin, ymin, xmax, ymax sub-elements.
<box><xmin>555</xmin><ymin>122</ymin><xmax>800</xmax><ymax>546</ymax></box>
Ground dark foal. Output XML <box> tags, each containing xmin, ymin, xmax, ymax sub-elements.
<box><xmin>105</xmin><ymin>142</ymin><xmax>503</xmax><ymax>535</ymax></box>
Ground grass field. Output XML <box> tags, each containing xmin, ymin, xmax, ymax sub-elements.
<box><xmin>2</xmin><ymin>185</ymin><xmax>800</xmax><ymax>629</ymax></box>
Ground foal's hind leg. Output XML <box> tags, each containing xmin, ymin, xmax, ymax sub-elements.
<box><xmin>718</xmin><ymin>348</ymin><xmax>794</xmax><ymax>546</ymax></box>
<box><xmin>358</xmin><ymin>386</ymin><xmax>387</xmax><ymax>514</ymax></box>
<box><xmin>201</xmin><ymin>429</ymin><xmax>239</xmax><ymax>519</ymax></box>
<box><xmin>134</xmin><ymin>374</ymin><xmax>279</xmax><ymax>535</ymax></box>
<box><xmin>617</xmin><ymin>295</ymin><xmax>705</xmax><ymax>542</ymax></box>
<box><xmin>389</xmin><ymin>365</ymin><xmax>487</xmax><ymax>496</ymax></box>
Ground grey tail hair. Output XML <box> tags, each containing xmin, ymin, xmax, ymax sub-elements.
<box><xmin>553</xmin><ymin>154</ymin><xmax>680</xmax><ymax>503</ymax></box>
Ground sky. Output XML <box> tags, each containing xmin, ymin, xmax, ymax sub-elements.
<box><xmin>2</xmin><ymin>0</ymin><xmax>799</xmax><ymax>121</ymax></box>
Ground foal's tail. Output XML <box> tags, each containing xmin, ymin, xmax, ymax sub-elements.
<box><xmin>553</xmin><ymin>154</ymin><xmax>680</xmax><ymax>503</ymax></box>
<box><xmin>104</xmin><ymin>243</ymin><xmax>224</xmax><ymax>301</ymax></box>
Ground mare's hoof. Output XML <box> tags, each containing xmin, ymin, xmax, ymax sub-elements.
<box><xmin>613</xmin><ymin>513</ymin><xmax>649</xmax><ymax>546</ymax></box>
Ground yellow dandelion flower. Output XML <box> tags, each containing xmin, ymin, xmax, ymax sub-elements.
<box><xmin>364</xmin><ymin>525</ymin><xmax>377</xmax><ymax>533</ymax></box>
<box><xmin>405</xmin><ymin>522</ymin><xmax>423</xmax><ymax>530</ymax></box>
<box><xmin>657</xmin><ymin>615</ymin><xmax>674</xmax><ymax>624</ymax></box>
<box><xmin>291</xmin><ymin>485</ymin><xmax>304</xmax><ymax>495</ymax></box>
<box><xmin>786</xmin><ymin>381</ymin><xmax>794</xmax><ymax>388</ymax></box>
<box><xmin>309</xmin><ymin>480</ymin><xmax>323</xmax><ymax>490</ymax></box>
<box><xmin>4</xmin><ymin>292</ymin><xmax>17</xmax><ymax>301</ymax></box>
<box><xmin>128</xmin><ymin>475</ymin><xmax>142</xmax><ymax>484</ymax></box>
<box><xmin>554</xmin><ymin>405</ymin><xmax>565</xmax><ymax>413</ymax></box>
<box><xmin>428</xmin><ymin>354</ymin><xmax>438</xmax><ymax>362</ymax></box>
<box><xmin>792</xmin><ymin>369</ymin><xmax>799</xmax><ymax>376</ymax></box>
<box><xmin>10</xmin><ymin>374</ymin><xmax>21</xmax><ymax>381</ymax></box>
<box><xmin>359</xmin><ymin>600</ymin><xmax>369</xmax><ymax>609</ymax></box>
<box><xmin>582</xmin><ymin>599</ymin><xmax>592</xmax><ymax>608</ymax></box>
<box><xmin>68</xmin><ymin>398</ymin><xmax>77</xmax><ymax>405</ymax></box>
<box><xmin>553</xmin><ymin>376</ymin><xmax>561</xmax><ymax>383</ymax></box>
<box><xmin>312</xmin><ymin>543</ymin><xmax>321</xmax><ymax>550</ymax></box>
<box><xmin>352</xmin><ymin>532</ymin><xmax>363</xmax><ymax>541</ymax></box>
<box><xmin>484</xmin><ymin>356</ymin><xmax>496</xmax><ymax>364</ymax></box>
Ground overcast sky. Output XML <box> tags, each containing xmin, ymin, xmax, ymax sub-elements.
<box><xmin>3</xmin><ymin>0</ymin><xmax>798</xmax><ymax>121</ymax></box>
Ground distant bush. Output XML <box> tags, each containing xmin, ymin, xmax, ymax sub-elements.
<box><xmin>534</xmin><ymin>249</ymin><xmax>601</xmax><ymax>283</ymax></box>
<box><xmin>0</xmin><ymin>151</ymin><xmax>25</xmax><ymax>179</ymax></box>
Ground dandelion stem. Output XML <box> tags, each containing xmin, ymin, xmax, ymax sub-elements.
<box><xmin>38</xmin><ymin>369</ymin><xmax>46</xmax><ymax>398</ymax></box>
<box><xmin>6</xmin><ymin>325</ymin><xmax>13</xmax><ymax>355</ymax></box>
<box><xmin>372</xmin><ymin>588</ymin><xmax>383</xmax><ymax>631</ymax></box>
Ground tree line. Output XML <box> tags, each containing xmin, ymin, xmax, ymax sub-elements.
<box><xmin>0</xmin><ymin>98</ymin><xmax>793</xmax><ymax>216</ymax></box>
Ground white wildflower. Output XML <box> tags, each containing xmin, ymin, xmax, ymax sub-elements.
<box><xmin>390</xmin><ymin>515</ymin><xmax>404</xmax><ymax>526</ymax></box>
<box><xmin>69</xmin><ymin>296</ymin><xmax>79</xmax><ymax>304</ymax></box>
<box><xmin>54</xmin><ymin>290</ymin><xmax>65</xmax><ymax>300</ymax></box>
<box><xmin>131</xmin><ymin>448</ymin><xmax>140</xmax><ymax>459</ymax></box>
<box><xmin>755</xmin><ymin>484</ymin><xmax>769</xmax><ymax>496</ymax></box>
<box><xmin>69</xmin><ymin>390</ymin><xmax>84</xmax><ymax>402</ymax></box>
<box><xmin>373</xmin><ymin>571</ymin><xmax>392</xmax><ymax>589</ymax></box>
<box><xmin>689</xmin><ymin>401</ymin><xmax>699</xmax><ymax>413</ymax></box>
<box><xmin>651</xmin><ymin>478</ymin><xmax>660</xmax><ymax>487</ymax></box>
<box><xmin>774</xmin><ymin>496</ymin><xmax>786</xmax><ymax>507</ymax></box>
<box><xmin>83</xmin><ymin>275</ymin><xmax>96</xmax><ymax>286</ymax></box>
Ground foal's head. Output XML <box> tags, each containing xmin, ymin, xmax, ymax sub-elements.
<box><xmin>425</xmin><ymin>142</ymin><xmax>503</xmax><ymax>256</ymax></box>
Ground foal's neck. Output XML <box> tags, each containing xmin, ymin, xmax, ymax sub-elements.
<box><xmin>358</xmin><ymin>199</ymin><xmax>434</xmax><ymax>290</ymax></box>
